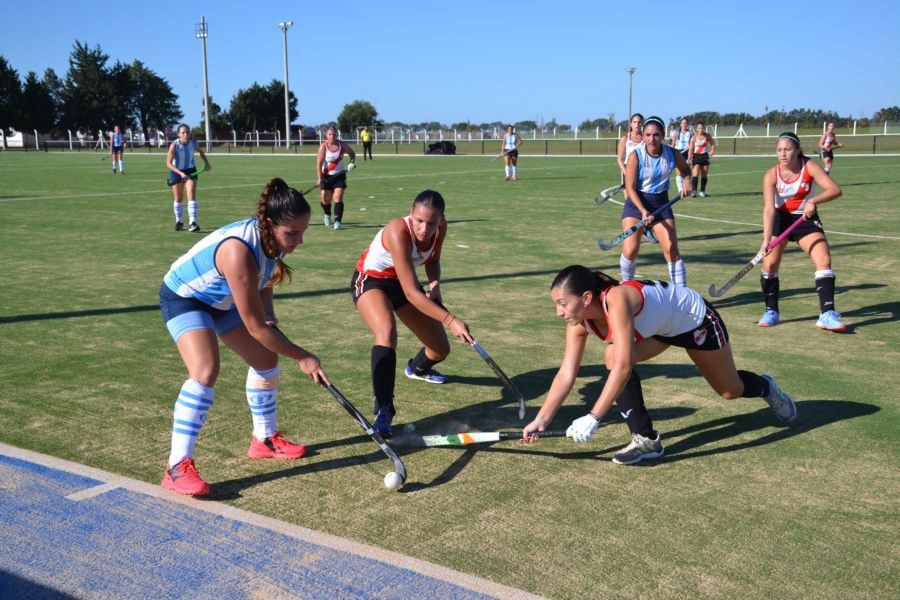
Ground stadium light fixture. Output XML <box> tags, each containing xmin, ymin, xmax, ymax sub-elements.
<box><xmin>196</xmin><ymin>17</ymin><xmax>212</xmax><ymax>152</ymax></box>
<box><xmin>625</xmin><ymin>67</ymin><xmax>636</xmax><ymax>119</ymax></box>
<box><xmin>278</xmin><ymin>21</ymin><xmax>293</xmax><ymax>149</ymax></box>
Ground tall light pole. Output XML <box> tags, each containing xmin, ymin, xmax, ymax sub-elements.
<box><xmin>278</xmin><ymin>21</ymin><xmax>293</xmax><ymax>149</ymax></box>
<box><xmin>625</xmin><ymin>67</ymin><xmax>637</xmax><ymax>119</ymax></box>
<box><xmin>196</xmin><ymin>16</ymin><xmax>212</xmax><ymax>152</ymax></box>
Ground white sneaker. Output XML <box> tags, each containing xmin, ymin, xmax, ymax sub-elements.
<box><xmin>324</xmin><ymin>215</ymin><xmax>332</xmax><ymax>227</ymax></box>
<box><xmin>612</xmin><ymin>433</ymin><xmax>664</xmax><ymax>465</ymax></box>
<box><xmin>333</xmin><ymin>220</ymin><xmax>342</xmax><ymax>230</ymax></box>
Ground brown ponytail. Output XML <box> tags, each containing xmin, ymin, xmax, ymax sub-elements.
<box><xmin>551</xmin><ymin>265</ymin><xmax>619</xmax><ymax>297</ymax></box>
<box><xmin>256</xmin><ymin>177</ymin><xmax>311</xmax><ymax>286</ymax></box>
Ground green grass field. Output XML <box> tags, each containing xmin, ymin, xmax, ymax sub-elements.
<box><xmin>1</xmin><ymin>151</ymin><xmax>898</xmax><ymax>598</ymax></box>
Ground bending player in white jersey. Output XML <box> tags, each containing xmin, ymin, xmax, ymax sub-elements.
<box><xmin>758</xmin><ymin>132</ymin><xmax>844</xmax><ymax>331</ymax></box>
<box><xmin>166</xmin><ymin>124</ymin><xmax>211</xmax><ymax>232</ymax></box>
<box><xmin>817</xmin><ymin>122</ymin><xmax>843</xmax><ymax>174</ymax></box>
<box><xmin>521</xmin><ymin>265</ymin><xmax>797</xmax><ymax>464</ymax></box>
<box><xmin>158</xmin><ymin>178</ymin><xmax>328</xmax><ymax>496</ymax></box>
<box><xmin>351</xmin><ymin>190</ymin><xmax>474</xmax><ymax>436</ymax></box>
<box><xmin>620</xmin><ymin>116</ymin><xmax>693</xmax><ymax>286</ymax></box>
<box><xmin>501</xmin><ymin>125</ymin><xmax>523</xmax><ymax>180</ymax></box>
<box><xmin>315</xmin><ymin>126</ymin><xmax>356</xmax><ymax>230</ymax></box>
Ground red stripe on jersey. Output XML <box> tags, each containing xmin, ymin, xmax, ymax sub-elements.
<box><xmin>597</xmin><ymin>282</ymin><xmax>646</xmax><ymax>343</ymax></box>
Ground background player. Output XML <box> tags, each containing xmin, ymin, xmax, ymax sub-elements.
<box><xmin>818</xmin><ymin>122</ymin><xmax>843</xmax><ymax>174</ymax></box>
<box><xmin>109</xmin><ymin>125</ymin><xmax>126</xmax><ymax>174</ymax></box>
<box><xmin>670</xmin><ymin>118</ymin><xmax>692</xmax><ymax>193</ymax></box>
<box><xmin>688</xmin><ymin>122</ymin><xmax>715</xmax><ymax>197</ymax></box>
<box><xmin>315</xmin><ymin>126</ymin><xmax>356</xmax><ymax>230</ymax></box>
<box><xmin>501</xmin><ymin>125</ymin><xmax>522</xmax><ymax>180</ymax></box>
<box><xmin>166</xmin><ymin>124</ymin><xmax>211</xmax><ymax>232</ymax></box>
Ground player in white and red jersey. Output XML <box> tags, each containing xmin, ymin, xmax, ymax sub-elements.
<box><xmin>315</xmin><ymin>126</ymin><xmax>356</xmax><ymax>230</ymax></box>
<box><xmin>616</xmin><ymin>113</ymin><xmax>645</xmax><ymax>187</ymax></box>
<box><xmin>817</xmin><ymin>122</ymin><xmax>843</xmax><ymax>174</ymax></box>
<box><xmin>351</xmin><ymin>190</ymin><xmax>474</xmax><ymax>436</ymax></box>
<box><xmin>688</xmin><ymin>121</ymin><xmax>715</xmax><ymax>197</ymax></box>
<box><xmin>520</xmin><ymin>265</ymin><xmax>797</xmax><ymax>464</ymax></box>
<box><xmin>758</xmin><ymin>132</ymin><xmax>844</xmax><ymax>330</ymax></box>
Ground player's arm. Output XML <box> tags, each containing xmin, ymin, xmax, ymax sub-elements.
<box><xmin>195</xmin><ymin>145</ymin><xmax>211</xmax><ymax>170</ymax></box>
<box><xmin>761</xmin><ymin>168</ymin><xmax>778</xmax><ymax>253</ymax></box>
<box><xmin>586</xmin><ymin>286</ymin><xmax>639</xmax><ymax>421</ymax></box>
<box><xmin>708</xmin><ymin>135</ymin><xmax>716</xmax><ymax>157</ymax></box>
<box><xmin>673</xmin><ymin>149</ymin><xmax>693</xmax><ymax>190</ymax></box>
<box><xmin>423</xmin><ymin>243</ymin><xmax>443</xmax><ymax>306</ymax></box>
<box><xmin>260</xmin><ymin>285</ymin><xmax>277</xmax><ymax>325</ymax></box>
<box><xmin>834</xmin><ymin>134</ymin><xmax>843</xmax><ymax>148</ymax></box>
<box><xmin>165</xmin><ymin>143</ymin><xmax>184</xmax><ymax>177</ymax></box>
<box><xmin>217</xmin><ymin>239</ymin><xmax>328</xmax><ymax>383</ymax></box>
<box><xmin>345</xmin><ymin>144</ymin><xmax>357</xmax><ymax>164</ymax></box>
<box><xmin>523</xmin><ymin>322</ymin><xmax>588</xmax><ymax>440</ymax></box>
<box><xmin>803</xmin><ymin>161</ymin><xmax>842</xmax><ymax>216</ymax></box>
<box><xmin>315</xmin><ymin>144</ymin><xmax>325</xmax><ymax>184</ymax></box>
<box><xmin>818</xmin><ymin>133</ymin><xmax>827</xmax><ymax>150</ymax></box>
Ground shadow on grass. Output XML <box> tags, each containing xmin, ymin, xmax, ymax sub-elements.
<box><xmin>0</xmin><ymin>569</ymin><xmax>77</xmax><ymax>599</ymax></box>
<box><xmin>706</xmin><ymin>283</ymin><xmax>886</xmax><ymax>312</ymax></box>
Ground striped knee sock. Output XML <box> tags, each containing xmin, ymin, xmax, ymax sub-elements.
<box><xmin>188</xmin><ymin>200</ymin><xmax>198</xmax><ymax>224</ymax></box>
<box><xmin>619</xmin><ymin>255</ymin><xmax>636</xmax><ymax>281</ymax></box>
<box><xmin>668</xmin><ymin>259</ymin><xmax>687</xmax><ymax>286</ymax></box>
<box><xmin>505</xmin><ymin>165</ymin><xmax>510</xmax><ymax>177</ymax></box>
<box><xmin>246</xmin><ymin>366</ymin><xmax>279</xmax><ymax>440</ymax></box>
<box><xmin>168</xmin><ymin>379</ymin><xmax>214</xmax><ymax>466</ymax></box>
<box><xmin>174</xmin><ymin>201</ymin><xmax>184</xmax><ymax>223</ymax></box>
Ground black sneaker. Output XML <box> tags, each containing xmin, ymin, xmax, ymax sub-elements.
<box><xmin>188</xmin><ymin>222</ymin><xmax>200</xmax><ymax>232</ymax></box>
<box><xmin>174</xmin><ymin>221</ymin><xmax>184</xmax><ymax>231</ymax></box>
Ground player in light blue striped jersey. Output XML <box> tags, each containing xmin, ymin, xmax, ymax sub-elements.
<box><xmin>166</xmin><ymin>124</ymin><xmax>211</xmax><ymax>232</ymax></box>
<box><xmin>620</xmin><ymin>116</ymin><xmax>693</xmax><ymax>286</ymax></box>
<box><xmin>158</xmin><ymin>177</ymin><xmax>329</xmax><ymax>496</ymax></box>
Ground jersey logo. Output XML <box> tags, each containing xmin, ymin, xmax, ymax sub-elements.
<box><xmin>693</xmin><ymin>329</ymin><xmax>707</xmax><ymax>346</ymax></box>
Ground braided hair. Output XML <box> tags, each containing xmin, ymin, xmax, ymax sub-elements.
<box><xmin>256</xmin><ymin>177</ymin><xmax>311</xmax><ymax>286</ymax></box>
<box><xmin>551</xmin><ymin>265</ymin><xmax>619</xmax><ymax>298</ymax></box>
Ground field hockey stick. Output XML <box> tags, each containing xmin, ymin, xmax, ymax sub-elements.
<box><xmin>597</xmin><ymin>195</ymin><xmax>682</xmax><ymax>251</ymax></box>
<box><xmin>323</xmin><ymin>383</ymin><xmax>408</xmax><ymax>483</ymax></box>
<box><xmin>470</xmin><ymin>341</ymin><xmax>526</xmax><ymax>420</ymax></box>
<box><xmin>415</xmin><ymin>430</ymin><xmax>567</xmax><ymax>447</ymax></box>
<box><xmin>593</xmin><ymin>184</ymin><xmax>623</xmax><ymax>206</ymax></box>
<box><xmin>302</xmin><ymin>168</ymin><xmax>350</xmax><ymax>196</ymax></box>
<box><xmin>166</xmin><ymin>167</ymin><xmax>207</xmax><ymax>186</ymax></box>
<box><xmin>487</xmin><ymin>149</ymin><xmax>512</xmax><ymax>164</ymax></box>
<box><xmin>707</xmin><ymin>216</ymin><xmax>807</xmax><ymax>298</ymax></box>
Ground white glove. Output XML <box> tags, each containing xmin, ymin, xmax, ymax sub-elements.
<box><xmin>347</xmin><ymin>162</ymin><xmax>356</xmax><ymax>172</ymax></box>
<box><xmin>566</xmin><ymin>413</ymin><xmax>600</xmax><ymax>443</ymax></box>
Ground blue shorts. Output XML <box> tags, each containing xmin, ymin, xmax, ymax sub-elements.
<box><xmin>112</xmin><ymin>145</ymin><xmax>124</xmax><ymax>154</ymax></box>
<box><xmin>167</xmin><ymin>166</ymin><xmax>198</xmax><ymax>187</ymax></box>
<box><xmin>622</xmin><ymin>191</ymin><xmax>674</xmax><ymax>221</ymax></box>
<box><xmin>159</xmin><ymin>283</ymin><xmax>243</xmax><ymax>342</ymax></box>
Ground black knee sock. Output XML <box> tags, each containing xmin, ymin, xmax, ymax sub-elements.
<box><xmin>761</xmin><ymin>273</ymin><xmax>780</xmax><ymax>312</ymax></box>
<box><xmin>321</xmin><ymin>203</ymin><xmax>331</xmax><ymax>216</ymax></box>
<box><xmin>691</xmin><ymin>176</ymin><xmax>698</xmax><ymax>190</ymax></box>
<box><xmin>614</xmin><ymin>370</ymin><xmax>655</xmax><ymax>438</ymax></box>
<box><xmin>701</xmin><ymin>177</ymin><xmax>708</xmax><ymax>192</ymax></box>
<box><xmin>334</xmin><ymin>202</ymin><xmax>344</xmax><ymax>222</ymax></box>
<box><xmin>815</xmin><ymin>275</ymin><xmax>836</xmax><ymax>313</ymax></box>
<box><xmin>409</xmin><ymin>347</ymin><xmax>439</xmax><ymax>375</ymax></box>
<box><xmin>738</xmin><ymin>370</ymin><xmax>769</xmax><ymax>398</ymax></box>
<box><xmin>371</xmin><ymin>345</ymin><xmax>396</xmax><ymax>414</ymax></box>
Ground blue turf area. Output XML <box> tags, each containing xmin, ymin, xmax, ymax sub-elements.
<box><xmin>0</xmin><ymin>454</ymin><xmax>496</xmax><ymax>599</ymax></box>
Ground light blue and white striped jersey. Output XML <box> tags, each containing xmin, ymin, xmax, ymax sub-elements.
<box><xmin>112</xmin><ymin>132</ymin><xmax>124</xmax><ymax>146</ymax></box>
<box><xmin>163</xmin><ymin>218</ymin><xmax>281</xmax><ymax>310</ymax></box>
<box><xmin>635</xmin><ymin>145</ymin><xmax>676</xmax><ymax>194</ymax></box>
<box><xmin>172</xmin><ymin>138</ymin><xmax>197</xmax><ymax>170</ymax></box>
<box><xmin>673</xmin><ymin>130</ymin><xmax>692</xmax><ymax>151</ymax></box>
<box><xmin>504</xmin><ymin>133</ymin><xmax>519</xmax><ymax>150</ymax></box>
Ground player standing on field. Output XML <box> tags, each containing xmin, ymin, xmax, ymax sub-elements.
<box><xmin>670</xmin><ymin>118</ymin><xmax>693</xmax><ymax>193</ymax></box>
<box><xmin>351</xmin><ymin>190</ymin><xmax>474</xmax><ymax>437</ymax></box>
<box><xmin>620</xmin><ymin>116</ymin><xmax>693</xmax><ymax>286</ymax></box>
<box><xmin>502</xmin><ymin>125</ymin><xmax>522</xmax><ymax>181</ymax></box>
<box><xmin>166</xmin><ymin>124</ymin><xmax>211</xmax><ymax>232</ymax></box>
<box><xmin>109</xmin><ymin>125</ymin><xmax>126</xmax><ymax>174</ymax></box>
<box><xmin>521</xmin><ymin>265</ymin><xmax>797</xmax><ymax>464</ymax></box>
<box><xmin>315</xmin><ymin>126</ymin><xmax>356</xmax><ymax>230</ymax></box>
<box><xmin>158</xmin><ymin>178</ymin><xmax>328</xmax><ymax>496</ymax></box>
<box><xmin>818</xmin><ymin>122</ymin><xmax>843</xmax><ymax>174</ymax></box>
<box><xmin>757</xmin><ymin>132</ymin><xmax>845</xmax><ymax>331</ymax></box>
<box><xmin>616</xmin><ymin>113</ymin><xmax>645</xmax><ymax>188</ymax></box>
<box><xmin>688</xmin><ymin>122</ymin><xmax>715</xmax><ymax>197</ymax></box>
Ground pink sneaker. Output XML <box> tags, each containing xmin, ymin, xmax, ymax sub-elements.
<box><xmin>247</xmin><ymin>432</ymin><xmax>307</xmax><ymax>460</ymax></box>
<box><xmin>161</xmin><ymin>458</ymin><xmax>210</xmax><ymax>496</ymax></box>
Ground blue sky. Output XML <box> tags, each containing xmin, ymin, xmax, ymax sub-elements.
<box><xmin>2</xmin><ymin>0</ymin><xmax>898</xmax><ymax>128</ymax></box>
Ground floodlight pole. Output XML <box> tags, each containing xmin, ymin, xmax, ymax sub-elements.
<box><xmin>196</xmin><ymin>17</ymin><xmax>212</xmax><ymax>152</ymax></box>
<box><xmin>278</xmin><ymin>21</ymin><xmax>293</xmax><ymax>149</ymax></box>
<box><xmin>625</xmin><ymin>67</ymin><xmax>637</xmax><ymax>118</ymax></box>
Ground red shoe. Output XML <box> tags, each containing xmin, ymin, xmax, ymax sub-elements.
<box><xmin>161</xmin><ymin>458</ymin><xmax>210</xmax><ymax>496</ymax></box>
<box><xmin>247</xmin><ymin>431</ymin><xmax>307</xmax><ymax>460</ymax></box>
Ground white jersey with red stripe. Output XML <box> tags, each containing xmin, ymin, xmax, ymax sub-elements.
<box><xmin>823</xmin><ymin>133</ymin><xmax>835</xmax><ymax>150</ymax></box>
<box><xmin>693</xmin><ymin>135</ymin><xmax>710</xmax><ymax>155</ymax></box>
<box><xmin>583</xmin><ymin>280</ymin><xmax>706</xmax><ymax>343</ymax></box>
<box><xmin>774</xmin><ymin>159</ymin><xmax>815</xmax><ymax>215</ymax></box>
<box><xmin>355</xmin><ymin>216</ymin><xmax>444</xmax><ymax>279</ymax></box>
<box><xmin>322</xmin><ymin>142</ymin><xmax>345</xmax><ymax>175</ymax></box>
<box><xmin>624</xmin><ymin>135</ymin><xmax>644</xmax><ymax>162</ymax></box>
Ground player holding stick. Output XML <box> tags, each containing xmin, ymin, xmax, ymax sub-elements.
<box><xmin>818</xmin><ymin>122</ymin><xmax>843</xmax><ymax>174</ymax></box>
<box><xmin>501</xmin><ymin>125</ymin><xmax>522</xmax><ymax>180</ymax></box>
<box><xmin>109</xmin><ymin>125</ymin><xmax>126</xmax><ymax>174</ymax></box>
<box><xmin>757</xmin><ymin>132</ymin><xmax>845</xmax><ymax>330</ymax></box>
<box><xmin>670</xmin><ymin>118</ymin><xmax>693</xmax><ymax>193</ymax></box>
<box><xmin>315</xmin><ymin>126</ymin><xmax>356</xmax><ymax>230</ymax></box>
<box><xmin>158</xmin><ymin>178</ymin><xmax>328</xmax><ymax>496</ymax></box>
<box><xmin>166</xmin><ymin>124</ymin><xmax>211</xmax><ymax>232</ymax></box>
<box><xmin>688</xmin><ymin>122</ymin><xmax>715</xmax><ymax>197</ymax></box>
<box><xmin>620</xmin><ymin>116</ymin><xmax>693</xmax><ymax>285</ymax></box>
<box><xmin>522</xmin><ymin>265</ymin><xmax>797</xmax><ymax>463</ymax></box>
<box><xmin>351</xmin><ymin>190</ymin><xmax>474</xmax><ymax>437</ymax></box>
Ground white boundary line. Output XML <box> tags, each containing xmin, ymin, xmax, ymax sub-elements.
<box><xmin>0</xmin><ymin>442</ymin><xmax>543</xmax><ymax>600</ymax></box>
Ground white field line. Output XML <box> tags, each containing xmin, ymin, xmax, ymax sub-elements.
<box><xmin>65</xmin><ymin>481</ymin><xmax>119</xmax><ymax>501</ymax></box>
<box><xmin>0</xmin><ymin>442</ymin><xmax>543</xmax><ymax>600</ymax></box>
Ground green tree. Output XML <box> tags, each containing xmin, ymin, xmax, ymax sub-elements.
<box><xmin>0</xmin><ymin>56</ymin><xmax>22</xmax><ymax>140</ymax></box>
<box><xmin>128</xmin><ymin>60</ymin><xmax>182</xmax><ymax>141</ymax></box>
<box><xmin>201</xmin><ymin>96</ymin><xmax>230</xmax><ymax>138</ymax></box>
<box><xmin>228</xmin><ymin>79</ymin><xmax>297</xmax><ymax>132</ymax></box>
<box><xmin>58</xmin><ymin>41</ymin><xmax>114</xmax><ymax>135</ymax></box>
<box><xmin>19</xmin><ymin>71</ymin><xmax>57</xmax><ymax>133</ymax></box>
<box><xmin>337</xmin><ymin>100</ymin><xmax>378</xmax><ymax>134</ymax></box>
<box><xmin>873</xmin><ymin>106</ymin><xmax>900</xmax><ymax>122</ymax></box>
<box><xmin>107</xmin><ymin>60</ymin><xmax>135</xmax><ymax>130</ymax></box>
